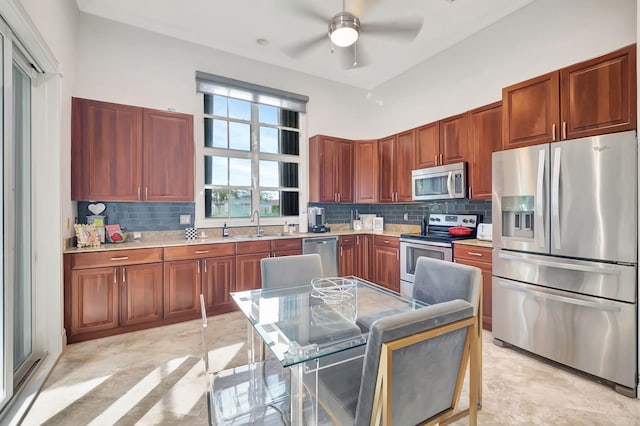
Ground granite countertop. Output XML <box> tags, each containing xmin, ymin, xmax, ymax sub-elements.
<box><xmin>64</xmin><ymin>225</ymin><xmax>416</xmax><ymax>254</ymax></box>
<box><xmin>453</xmin><ymin>238</ymin><xmax>493</xmax><ymax>248</ymax></box>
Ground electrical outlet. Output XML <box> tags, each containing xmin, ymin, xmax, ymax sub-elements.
<box><xmin>179</xmin><ymin>214</ymin><xmax>191</xmax><ymax>225</ymax></box>
<box><xmin>403</xmin><ymin>213</ymin><xmax>409</xmax><ymax>221</ymax></box>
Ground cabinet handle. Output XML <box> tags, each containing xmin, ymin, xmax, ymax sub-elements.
<box><xmin>204</xmin><ymin>259</ymin><xmax>207</xmax><ymax>273</ymax></box>
<box><xmin>122</xmin><ymin>267</ymin><xmax>126</xmax><ymax>283</ymax></box>
<box><xmin>340</xmin><ymin>247</ymin><xmax>343</xmax><ymax>257</ymax></box>
<box><xmin>197</xmin><ymin>260</ymin><xmax>200</xmax><ymax>274</ymax></box>
<box><xmin>356</xmin><ymin>235</ymin><xmax>359</xmax><ymax>244</ymax></box>
<box><xmin>137</xmin><ymin>187</ymin><xmax>141</xmax><ymax>201</ymax></box>
<box><xmin>562</xmin><ymin>121</ymin><xmax>567</xmax><ymax>140</ymax></box>
<box><xmin>396</xmin><ymin>250</ymin><xmax>399</xmax><ymax>261</ymax></box>
<box><xmin>434</xmin><ymin>154</ymin><xmax>438</xmax><ymax>165</ymax></box>
<box><xmin>467</xmin><ymin>252</ymin><xmax>483</xmax><ymax>257</ymax></box>
<box><xmin>384</xmin><ymin>240</ymin><xmax>389</xmax><ymax>244</ymax></box>
<box><xmin>552</xmin><ymin>123</ymin><xmax>556</xmax><ymax>141</ymax></box>
<box><xmin>195</xmin><ymin>250</ymin><xmax>209</xmax><ymax>254</ymax></box>
<box><xmin>338</xmin><ymin>193</ymin><xmax>341</xmax><ymax>202</ymax></box>
<box><xmin>110</xmin><ymin>256</ymin><xmax>129</xmax><ymax>261</ymax></box>
<box><xmin>439</xmin><ymin>154</ymin><xmax>443</xmax><ymax>165</ymax></box>
<box><xmin>145</xmin><ymin>187</ymin><xmax>148</xmax><ymax>200</ymax></box>
<box><xmin>113</xmin><ymin>268</ymin><xmax>117</xmax><ymax>284</ymax></box>
<box><xmin>469</xmin><ymin>187</ymin><xmax>472</xmax><ymax>199</ymax></box>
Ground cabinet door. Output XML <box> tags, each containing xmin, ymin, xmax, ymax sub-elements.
<box><xmin>395</xmin><ymin>130</ymin><xmax>416</xmax><ymax>202</ymax></box>
<box><xmin>335</xmin><ymin>140</ymin><xmax>354</xmax><ymax>203</ymax></box>
<box><xmin>163</xmin><ymin>260</ymin><xmax>201</xmax><ymax>319</ymax></box>
<box><xmin>356</xmin><ymin>234</ymin><xmax>372</xmax><ymax>280</ymax></box>
<box><xmin>121</xmin><ymin>263</ymin><xmax>163</xmax><ymax>326</ymax></box>
<box><xmin>455</xmin><ymin>257</ymin><xmax>492</xmax><ymax>332</ymax></box>
<box><xmin>468</xmin><ymin>102</ymin><xmax>502</xmax><ymax>200</ymax></box>
<box><xmin>354</xmin><ymin>140</ymin><xmax>378</xmax><ymax>203</ymax></box>
<box><xmin>71</xmin><ymin>98</ymin><xmax>142</xmax><ymax>201</ymax></box>
<box><xmin>338</xmin><ymin>236</ymin><xmax>357</xmax><ymax>276</ymax></box>
<box><xmin>415</xmin><ymin>121</ymin><xmax>440</xmax><ymax>169</ymax></box>
<box><xmin>70</xmin><ymin>267</ymin><xmax>119</xmax><ymax>335</ymax></box>
<box><xmin>378</xmin><ymin>135</ymin><xmax>396</xmax><ymax>203</ymax></box>
<box><xmin>202</xmin><ymin>256</ymin><xmax>236</xmax><ymax>313</ymax></box>
<box><xmin>373</xmin><ymin>245</ymin><xmax>400</xmax><ymax>293</ymax></box>
<box><xmin>439</xmin><ymin>113</ymin><xmax>469</xmax><ymax>165</ymax></box>
<box><xmin>502</xmin><ymin>72</ymin><xmax>560</xmax><ymax>149</ymax></box>
<box><xmin>143</xmin><ymin>109</ymin><xmax>194</xmax><ymax>201</ymax></box>
<box><xmin>560</xmin><ymin>44</ymin><xmax>636</xmax><ymax>140</ymax></box>
<box><xmin>316</xmin><ymin>137</ymin><xmax>338</xmax><ymax>202</ymax></box>
<box><xmin>236</xmin><ymin>252</ymin><xmax>270</xmax><ymax>291</ymax></box>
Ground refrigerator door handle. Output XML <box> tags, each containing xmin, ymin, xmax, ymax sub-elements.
<box><xmin>495</xmin><ymin>280</ymin><xmax>622</xmax><ymax>312</ymax></box>
<box><xmin>446</xmin><ymin>171</ymin><xmax>453</xmax><ymax>197</ymax></box>
<box><xmin>497</xmin><ymin>251</ymin><xmax>621</xmax><ymax>275</ymax></box>
<box><xmin>535</xmin><ymin>149</ymin><xmax>546</xmax><ymax>248</ymax></box>
<box><xmin>551</xmin><ymin>147</ymin><xmax>562</xmax><ymax>249</ymax></box>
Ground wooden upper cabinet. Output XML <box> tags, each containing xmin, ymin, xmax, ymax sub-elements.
<box><xmin>72</xmin><ymin>98</ymin><xmax>143</xmax><ymax>201</ymax></box>
<box><xmin>143</xmin><ymin>109</ymin><xmax>194</xmax><ymax>202</ymax></box>
<box><xmin>415</xmin><ymin>121</ymin><xmax>440</xmax><ymax>169</ymax></box>
<box><xmin>560</xmin><ymin>44</ymin><xmax>636</xmax><ymax>140</ymax></box>
<box><xmin>468</xmin><ymin>102</ymin><xmax>502</xmax><ymax>200</ymax></box>
<box><xmin>354</xmin><ymin>140</ymin><xmax>378</xmax><ymax>203</ymax></box>
<box><xmin>502</xmin><ymin>72</ymin><xmax>560</xmax><ymax>149</ymax></box>
<box><xmin>71</xmin><ymin>98</ymin><xmax>194</xmax><ymax>202</ymax></box>
<box><xmin>378</xmin><ymin>135</ymin><xmax>396</xmax><ymax>203</ymax></box>
<box><xmin>308</xmin><ymin>135</ymin><xmax>353</xmax><ymax>203</ymax></box>
<box><xmin>395</xmin><ymin>130</ymin><xmax>416</xmax><ymax>202</ymax></box>
<box><xmin>439</xmin><ymin>113</ymin><xmax>469</xmax><ymax>164</ymax></box>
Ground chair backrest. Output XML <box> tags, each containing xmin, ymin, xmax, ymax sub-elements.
<box><xmin>260</xmin><ymin>253</ymin><xmax>324</xmax><ymax>289</ymax></box>
<box><xmin>355</xmin><ymin>299</ymin><xmax>476</xmax><ymax>426</ymax></box>
<box><xmin>412</xmin><ymin>256</ymin><xmax>482</xmax><ymax>315</ymax></box>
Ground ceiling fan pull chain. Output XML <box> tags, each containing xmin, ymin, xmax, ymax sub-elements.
<box><xmin>353</xmin><ymin>42</ymin><xmax>358</xmax><ymax>67</ymax></box>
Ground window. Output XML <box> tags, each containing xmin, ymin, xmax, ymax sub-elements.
<box><xmin>196</xmin><ymin>72</ymin><xmax>308</xmax><ymax>226</ymax></box>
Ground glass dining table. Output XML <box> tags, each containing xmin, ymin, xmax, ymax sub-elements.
<box><xmin>230</xmin><ymin>276</ymin><xmax>428</xmax><ymax>425</ymax></box>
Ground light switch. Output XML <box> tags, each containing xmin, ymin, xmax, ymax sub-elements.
<box><xmin>179</xmin><ymin>214</ymin><xmax>191</xmax><ymax>225</ymax></box>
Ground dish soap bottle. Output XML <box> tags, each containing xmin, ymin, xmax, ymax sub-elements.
<box><xmin>222</xmin><ymin>222</ymin><xmax>229</xmax><ymax>237</ymax></box>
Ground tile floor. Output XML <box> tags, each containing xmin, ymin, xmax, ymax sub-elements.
<box><xmin>22</xmin><ymin>311</ymin><xmax>640</xmax><ymax>425</ymax></box>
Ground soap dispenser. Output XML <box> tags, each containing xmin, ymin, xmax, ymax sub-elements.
<box><xmin>222</xmin><ymin>222</ymin><xmax>229</xmax><ymax>237</ymax></box>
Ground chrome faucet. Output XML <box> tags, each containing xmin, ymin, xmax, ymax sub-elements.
<box><xmin>251</xmin><ymin>209</ymin><xmax>261</xmax><ymax>235</ymax></box>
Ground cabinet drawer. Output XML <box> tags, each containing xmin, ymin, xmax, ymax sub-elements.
<box><xmin>68</xmin><ymin>248</ymin><xmax>163</xmax><ymax>269</ymax></box>
<box><xmin>236</xmin><ymin>240</ymin><xmax>271</xmax><ymax>255</ymax></box>
<box><xmin>271</xmin><ymin>238</ymin><xmax>301</xmax><ymax>252</ymax></box>
<box><xmin>373</xmin><ymin>235</ymin><xmax>400</xmax><ymax>248</ymax></box>
<box><xmin>164</xmin><ymin>243</ymin><xmax>235</xmax><ymax>261</ymax></box>
<box><xmin>339</xmin><ymin>235</ymin><xmax>356</xmax><ymax>246</ymax></box>
<box><xmin>454</xmin><ymin>245</ymin><xmax>492</xmax><ymax>263</ymax></box>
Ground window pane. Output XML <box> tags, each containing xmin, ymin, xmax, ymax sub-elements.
<box><xmin>259</xmin><ymin>160</ymin><xmax>279</xmax><ymax>187</ymax></box>
<box><xmin>260</xmin><ymin>191</ymin><xmax>280</xmax><ymax>217</ymax></box>
<box><xmin>258</xmin><ymin>104</ymin><xmax>278</xmax><ymax>125</ymax></box>
<box><xmin>229</xmin><ymin>158</ymin><xmax>251</xmax><ymax>186</ymax></box>
<box><xmin>259</xmin><ymin>126</ymin><xmax>278</xmax><ymax>153</ymax></box>
<box><xmin>228</xmin><ymin>98</ymin><xmax>250</xmax><ymax>120</ymax></box>
<box><xmin>280</xmin><ymin>162</ymin><xmax>299</xmax><ymax>188</ymax></box>
<box><xmin>281</xmin><ymin>130</ymin><xmax>299</xmax><ymax>155</ymax></box>
<box><xmin>204</xmin><ymin>94</ymin><xmax>213</xmax><ymax>115</ymax></box>
<box><xmin>229</xmin><ymin>122</ymin><xmax>250</xmax><ymax>151</ymax></box>
<box><xmin>211</xmin><ymin>119</ymin><xmax>228</xmax><ymax>148</ymax></box>
<box><xmin>213</xmin><ymin>95</ymin><xmax>227</xmax><ymax>116</ymax></box>
<box><xmin>281</xmin><ymin>109</ymin><xmax>299</xmax><ymax>129</ymax></box>
<box><xmin>205</xmin><ymin>188</ymin><xmax>229</xmax><ymax>218</ymax></box>
<box><xmin>230</xmin><ymin>189</ymin><xmax>252</xmax><ymax>217</ymax></box>
<box><xmin>282</xmin><ymin>191</ymin><xmax>300</xmax><ymax>216</ymax></box>
<box><xmin>204</xmin><ymin>156</ymin><xmax>228</xmax><ymax>185</ymax></box>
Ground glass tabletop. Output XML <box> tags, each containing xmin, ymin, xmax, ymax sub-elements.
<box><xmin>231</xmin><ymin>277</ymin><xmax>428</xmax><ymax>367</ymax></box>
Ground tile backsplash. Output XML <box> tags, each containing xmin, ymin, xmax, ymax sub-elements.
<box><xmin>77</xmin><ymin>201</ymin><xmax>195</xmax><ymax>231</ymax></box>
<box><xmin>309</xmin><ymin>200</ymin><xmax>492</xmax><ymax>226</ymax></box>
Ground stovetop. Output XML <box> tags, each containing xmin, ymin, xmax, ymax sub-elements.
<box><xmin>400</xmin><ymin>213</ymin><xmax>480</xmax><ymax>246</ymax></box>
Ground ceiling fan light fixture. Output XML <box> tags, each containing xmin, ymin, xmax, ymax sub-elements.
<box><xmin>329</xmin><ymin>13</ymin><xmax>360</xmax><ymax>47</ymax></box>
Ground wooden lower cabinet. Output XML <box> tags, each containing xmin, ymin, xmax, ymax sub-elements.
<box><xmin>453</xmin><ymin>244</ymin><xmax>492</xmax><ymax>331</ymax></box>
<box><xmin>373</xmin><ymin>236</ymin><xmax>400</xmax><ymax>292</ymax></box>
<box><xmin>121</xmin><ymin>263</ymin><xmax>163</xmax><ymax>326</ymax></box>
<box><xmin>70</xmin><ymin>267</ymin><xmax>119</xmax><ymax>336</ymax></box>
<box><xmin>235</xmin><ymin>253</ymin><xmax>269</xmax><ymax>291</ymax></box>
<box><xmin>338</xmin><ymin>236</ymin><xmax>357</xmax><ymax>276</ymax></box>
<box><xmin>163</xmin><ymin>259</ymin><xmax>201</xmax><ymax>319</ymax></box>
<box><xmin>356</xmin><ymin>234</ymin><xmax>373</xmax><ymax>280</ymax></box>
<box><xmin>202</xmin><ymin>256</ymin><xmax>236</xmax><ymax>313</ymax></box>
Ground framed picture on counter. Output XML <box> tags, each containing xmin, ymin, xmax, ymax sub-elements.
<box><xmin>74</xmin><ymin>224</ymin><xmax>100</xmax><ymax>248</ymax></box>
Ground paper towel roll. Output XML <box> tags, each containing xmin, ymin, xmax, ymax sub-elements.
<box><xmin>299</xmin><ymin>211</ymin><xmax>308</xmax><ymax>233</ymax></box>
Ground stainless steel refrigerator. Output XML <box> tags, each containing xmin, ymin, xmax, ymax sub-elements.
<box><xmin>492</xmin><ymin>130</ymin><xmax>638</xmax><ymax>397</ymax></box>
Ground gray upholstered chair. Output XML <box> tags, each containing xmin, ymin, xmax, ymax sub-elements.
<box><xmin>200</xmin><ymin>295</ymin><xmax>289</xmax><ymax>425</ymax></box>
<box><xmin>311</xmin><ymin>299</ymin><xmax>479</xmax><ymax>426</ymax></box>
<box><xmin>413</xmin><ymin>256</ymin><xmax>484</xmax><ymax>412</ymax></box>
<box><xmin>261</xmin><ymin>253</ymin><xmax>324</xmax><ymax>289</ymax></box>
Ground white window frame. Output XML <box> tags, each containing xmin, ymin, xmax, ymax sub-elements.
<box><xmin>194</xmin><ymin>93</ymin><xmax>308</xmax><ymax>229</ymax></box>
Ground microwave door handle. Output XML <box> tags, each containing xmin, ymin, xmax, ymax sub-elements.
<box><xmin>446</xmin><ymin>171</ymin><xmax>453</xmax><ymax>197</ymax></box>
<box><xmin>551</xmin><ymin>147</ymin><xmax>561</xmax><ymax>250</ymax></box>
<box><xmin>536</xmin><ymin>149</ymin><xmax>545</xmax><ymax>248</ymax></box>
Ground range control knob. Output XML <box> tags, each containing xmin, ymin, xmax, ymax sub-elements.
<box><xmin>435</xmin><ymin>218</ymin><xmax>441</xmax><ymax>222</ymax></box>
<box><xmin>462</xmin><ymin>219</ymin><xmax>468</xmax><ymax>223</ymax></box>
<box><xmin>430</xmin><ymin>217</ymin><xmax>436</xmax><ymax>222</ymax></box>
<box><xmin>469</xmin><ymin>219</ymin><xmax>475</xmax><ymax>224</ymax></box>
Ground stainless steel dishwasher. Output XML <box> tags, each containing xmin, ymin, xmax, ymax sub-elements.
<box><xmin>302</xmin><ymin>236</ymin><xmax>338</xmax><ymax>277</ymax></box>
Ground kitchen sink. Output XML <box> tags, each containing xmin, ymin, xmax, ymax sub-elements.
<box><xmin>232</xmin><ymin>233</ymin><xmax>291</xmax><ymax>240</ymax></box>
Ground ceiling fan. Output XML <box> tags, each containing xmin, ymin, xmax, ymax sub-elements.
<box><xmin>283</xmin><ymin>0</ymin><xmax>423</xmax><ymax>69</ymax></box>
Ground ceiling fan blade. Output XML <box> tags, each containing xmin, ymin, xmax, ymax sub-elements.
<box><xmin>348</xmin><ymin>0</ymin><xmax>382</xmax><ymax>17</ymax></box>
<box><xmin>337</xmin><ymin>42</ymin><xmax>371</xmax><ymax>70</ymax></box>
<box><xmin>283</xmin><ymin>1</ymin><xmax>329</xmax><ymax>25</ymax></box>
<box><xmin>283</xmin><ymin>34</ymin><xmax>328</xmax><ymax>58</ymax></box>
<box><xmin>363</xmin><ymin>18</ymin><xmax>424</xmax><ymax>41</ymax></box>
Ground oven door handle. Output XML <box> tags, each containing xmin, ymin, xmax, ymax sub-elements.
<box><xmin>495</xmin><ymin>280</ymin><xmax>622</xmax><ymax>312</ymax></box>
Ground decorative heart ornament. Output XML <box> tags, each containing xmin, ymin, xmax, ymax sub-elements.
<box><xmin>88</xmin><ymin>203</ymin><xmax>106</xmax><ymax>215</ymax></box>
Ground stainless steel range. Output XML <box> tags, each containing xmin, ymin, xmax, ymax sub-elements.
<box><xmin>400</xmin><ymin>213</ymin><xmax>479</xmax><ymax>297</ymax></box>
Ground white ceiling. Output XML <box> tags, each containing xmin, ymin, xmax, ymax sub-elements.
<box><xmin>75</xmin><ymin>0</ymin><xmax>535</xmax><ymax>90</ymax></box>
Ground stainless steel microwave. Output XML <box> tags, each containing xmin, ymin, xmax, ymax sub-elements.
<box><xmin>411</xmin><ymin>162</ymin><xmax>467</xmax><ymax>201</ymax></box>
